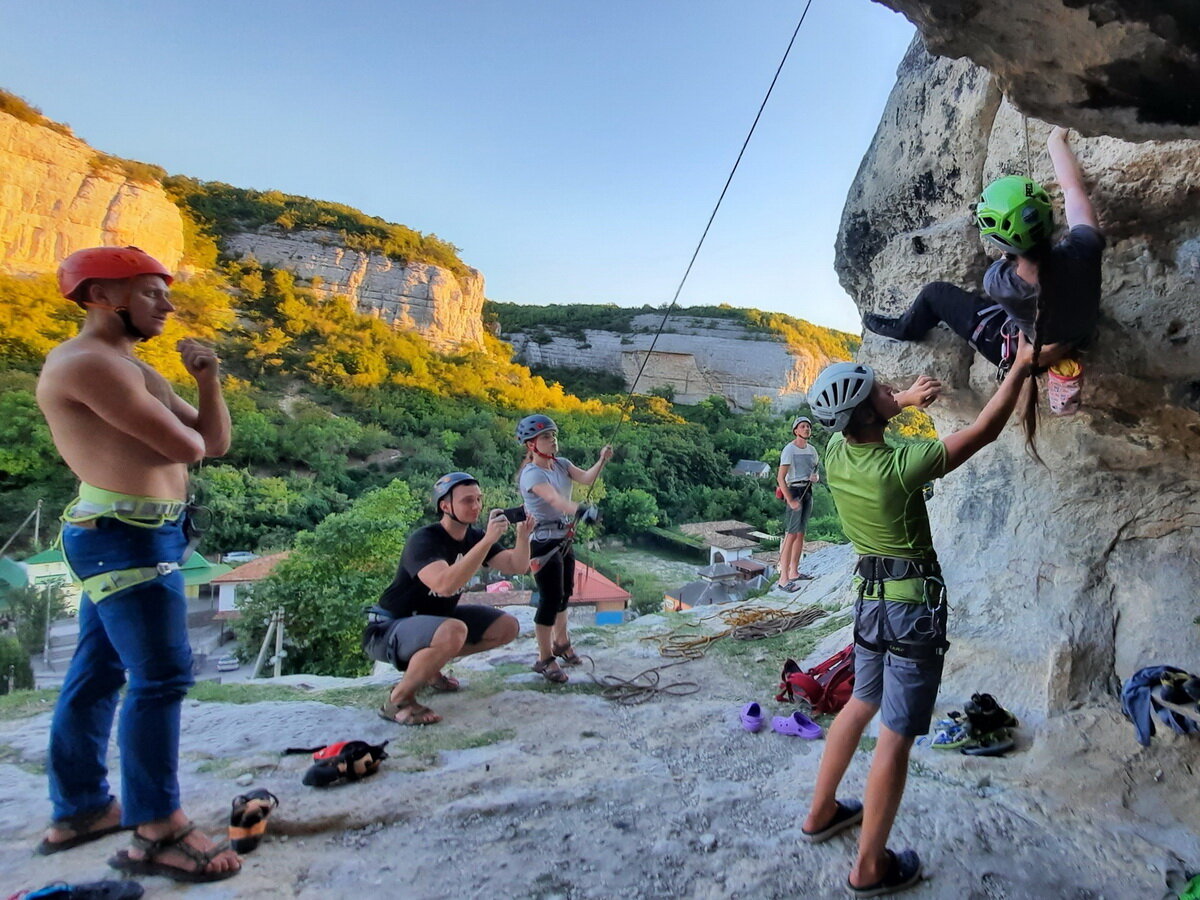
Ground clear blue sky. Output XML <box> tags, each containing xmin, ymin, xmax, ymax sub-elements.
<box><xmin>0</xmin><ymin>1</ymin><xmax>914</xmax><ymax>333</ymax></box>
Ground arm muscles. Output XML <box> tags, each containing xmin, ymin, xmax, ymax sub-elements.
<box><xmin>64</xmin><ymin>356</ymin><xmax>205</xmax><ymax>463</ymax></box>
<box><xmin>940</xmin><ymin>366</ymin><xmax>1031</xmax><ymax>473</ymax></box>
<box><xmin>530</xmin><ymin>482</ymin><xmax>576</xmax><ymax>516</ymax></box>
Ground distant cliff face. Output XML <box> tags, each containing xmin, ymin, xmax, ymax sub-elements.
<box><xmin>224</xmin><ymin>229</ymin><xmax>486</xmax><ymax>350</ymax></box>
<box><xmin>506</xmin><ymin>315</ymin><xmax>837</xmax><ymax>410</ymax></box>
<box><xmin>0</xmin><ymin>113</ymin><xmax>184</xmax><ymax>274</ymax></box>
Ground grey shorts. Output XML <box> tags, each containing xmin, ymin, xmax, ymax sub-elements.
<box><xmin>852</xmin><ymin>597</ymin><xmax>948</xmax><ymax>737</ymax></box>
<box><xmin>783</xmin><ymin>485</ymin><xmax>813</xmax><ymax>534</ymax></box>
<box><xmin>362</xmin><ymin>604</ymin><xmax>507</xmax><ymax>671</ymax></box>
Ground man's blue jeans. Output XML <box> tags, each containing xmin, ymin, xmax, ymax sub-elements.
<box><xmin>49</xmin><ymin>516</ymin><xmax>194</xmax><ymax>825</ymax></box>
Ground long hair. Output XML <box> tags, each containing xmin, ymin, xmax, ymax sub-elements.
<box><xmin>1019</xmin><ymin>241</ymin><xmax>1055</xmax><ymax>463</ymax></box>
<box><xmin>515</xmin><ymin>444</ymin><xmax>535</xmax><ymax>486</ymax></box>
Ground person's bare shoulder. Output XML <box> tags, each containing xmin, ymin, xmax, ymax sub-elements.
<box><xmin>39</xmin><ymin>341</ymin><xmax>139</xmax><ymax>402</ymax></box>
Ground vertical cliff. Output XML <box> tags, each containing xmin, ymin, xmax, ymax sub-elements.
<box><xmin>836</xmin><ymin>35</ymin><xmax>1200</xmax><ymax>719</ymax></box>
<box><xmin>223</xmin><ymin>229</ymin><xmax>486</xmax><ymax>350</ymax></box>
<box><xmin>0</xmin><ymin>111</ymin><xmax>185</xmax><ymax>274</ymax></box>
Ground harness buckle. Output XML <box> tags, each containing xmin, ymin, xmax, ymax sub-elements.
<box><xmin>155</xmin><ymin>562</ymin><xmax>178</xmax><ymax>576</ymax></box>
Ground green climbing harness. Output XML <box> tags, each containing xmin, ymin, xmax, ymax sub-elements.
<box><xmin>60</xmin><ymin>483</ymin><xmax>202</xmax><ymax>603</ymax></box>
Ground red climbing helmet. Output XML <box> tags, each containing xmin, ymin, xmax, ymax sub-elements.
<box><xmin>57</xmin><ymin>246</ymin><xmax>173</xmax><ymax>302</ymax></box>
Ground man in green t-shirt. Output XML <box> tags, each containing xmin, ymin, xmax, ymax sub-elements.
<box><xmin>799</xmin><ymin>338</ymin><xmax>1036</xmax><ymax>897</ymax></box>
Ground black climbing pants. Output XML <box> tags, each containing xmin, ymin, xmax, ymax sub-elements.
<box><xmin>889</xmin><ymin>282</ymin><xmax>1008</xmax><ymax>366</ymax></box>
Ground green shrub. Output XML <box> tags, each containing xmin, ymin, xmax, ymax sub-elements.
<box><xmin>0</xmin><ymin>636</ymin><xmax>34</xmax><ymax>695</ymax></box>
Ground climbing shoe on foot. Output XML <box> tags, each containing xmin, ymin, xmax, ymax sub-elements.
<box><xmin>863</xmin><ymin>314</ymin><xmax>910</xmax><ymax>340</ymax></box>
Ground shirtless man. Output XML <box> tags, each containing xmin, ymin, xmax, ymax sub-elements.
<box><xmin>35</xmin><ymin>246</ymin><xmax>239</xmax><ymax>882</ymax></box>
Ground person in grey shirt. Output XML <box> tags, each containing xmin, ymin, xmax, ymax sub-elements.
<box><xmin>516</xmin><ymin>414</ymin><xmax>612</xmax><ymax>683</ymax></box>
<box><xmin>777</xmin><ymin>416</ymin><xmax>820</xmax><ymax>589</ymax></box>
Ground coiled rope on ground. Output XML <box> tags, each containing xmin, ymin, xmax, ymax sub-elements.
<box><xmin>582</xmin><ymin>602</ymin><xmax>829</xmax><ymax>705</ymax></box>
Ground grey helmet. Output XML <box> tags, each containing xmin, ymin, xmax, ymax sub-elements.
<box><xmin>791</xmin><ymin>415</ymin><xmax>812</xmax><ymax>431</ymax></box>
<box><xmin>432</xmin><ymin>471</ymin><xmax>478</xmax><ymax>506</ymax></box>
<box><xmin>516</xmin><ymin>414</ymin><xmax>557</xmax><ymax>444</ymax></box>
<box><xmin>807</xmin><ymin>363</ymin><xmax>875</xmax><ymax>433</ymax></box>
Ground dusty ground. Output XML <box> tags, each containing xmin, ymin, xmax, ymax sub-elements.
<box><xmin>2</xmin><ymin>546</ymin><xmax>1197</xmax><ymax>899</ymax></box>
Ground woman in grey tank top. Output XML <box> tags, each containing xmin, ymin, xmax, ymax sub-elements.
<box><xmin>516</xmin><ymin>414</ymin><xmax>613</xmax><ymax>683</ymax></box>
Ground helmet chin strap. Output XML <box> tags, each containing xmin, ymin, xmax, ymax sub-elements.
<box><xmin>442</xmin><ymin>495</ymin><xmax>470</xmax><ymax>526</ymax></box>
<box><xmin>82</xmin><ymin>301</ymin><xmax>150</xmax><ymax>341</ymax></box>
<box><xmin>528</xmin><ymin>439</ymin><xmax>556</xmax><ymax>461</ymax></box>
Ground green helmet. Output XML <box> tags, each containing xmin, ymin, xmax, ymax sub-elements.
<box><xmin>975</xmin><ymin>175</ymin><xmax>1053</xmax><ymax>254</ymax></box>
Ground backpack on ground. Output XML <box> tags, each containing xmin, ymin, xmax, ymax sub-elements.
<box><xmin>775</xmin><ymin>644</ymin><xmax>855</xmax><ymax>714</ymax></box>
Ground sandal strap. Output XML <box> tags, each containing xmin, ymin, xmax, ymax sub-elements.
<box><xmin>132</xmin><ymin>823</ymin><xmax>229</xmax><ymax>870</ymax></box>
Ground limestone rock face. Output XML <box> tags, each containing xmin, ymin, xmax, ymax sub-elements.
<box><xmin>877</xmin><ymin>0</ymin><xmax>1200</xmax><ymax>141</ymax></box>
<box><xmin>225</xmin><ymin>229</ymin><xmax>486</xmax><ymax>349</ymax></box>
<box><xmin>506</xmin><ymin>315</ymin><xmax>837</xmax><ymax>409</ymax></box>
<box><xmin>837</xmin><ymin>39</ymin><xmax>1200</xmax><ymax>714</ymax></box>
<box><xmin>0</xmin><ymin>113</ymin><xmax>184</xmax><ymax>274</ymax></box>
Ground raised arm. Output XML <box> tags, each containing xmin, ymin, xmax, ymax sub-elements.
<box><xmin>64</xmin><ymin>352</ymin><xmax>206</xmax><ymax>463</ymax></box>
<box><xmin>940</xmin><ymin>339</ymin><xmax>1036</xmax><ymax>473</ymax></box>
<box><xmin>568</xmin><ymin>445</ymin><xmax>613</xmax><ymax>486</ymax></box>
<box><xmin>1048</xmin><ymin>126</ymin><xmax>1098</xmax><ymax>230</ymax></box>
<box><xmin>530</xmin><ymin>483</ymin><xmax>578</xmax><ymax>517</ymax></box>
<box><xmin>169</xmin><ymin>339</ymin><xmax>231</xmax><ymax>457</ymax></box>
<box><xmin>417</xmin><ymin>512</ymin><xmax>510</xmax><ymax>596</ymax></box>
<box><xmin>489</xmin><ymin>515</ymin><xmax>534</xmax><ymax>575</ymax></box>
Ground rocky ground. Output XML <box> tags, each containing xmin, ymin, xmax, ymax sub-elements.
<box><xmin>2</xmin><ymin>545</ymin><xmax>1196</xmax><ymax>899</ymax></box>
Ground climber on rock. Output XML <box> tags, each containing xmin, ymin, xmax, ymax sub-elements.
<box><xmin>864</xmin><ymin>126</ymin><xmax>1102</xmax><ymax>420</ymax></box>
<box><xmin>799</xmin><ymin>338</ymin><xmax>1037</xmax><ymax>897</ymax></box>
<box><xmin>363</xmin><ymin>472</ymin><xmax>528</xmax><ymax>725</ymax></box>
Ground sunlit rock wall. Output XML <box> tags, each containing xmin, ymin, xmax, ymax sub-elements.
<box><xmin>0</xmin><ymin>114</ymin><xmax>184</xmax><ymax>274</ymax></box>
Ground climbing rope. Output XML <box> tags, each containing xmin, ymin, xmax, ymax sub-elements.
<box><xmin>579</xmin><ymin>655</ymin><xmax>701</xmax><ymax>706</ymax></box>
<box><xmin>652</xmin><ymin>603</ymin><xmax>829</xmax><ymax>659</ymax></box>
<box><xmin>585</xmin><ymin>1</ymin><xmax>816</xmax><ymax>498</ymax></box>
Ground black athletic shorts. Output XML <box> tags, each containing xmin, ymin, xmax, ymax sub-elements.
<box><xmin>362</xmin><ymin>604</ymin><xmax>506</xmax><ymax>670</ymax></box>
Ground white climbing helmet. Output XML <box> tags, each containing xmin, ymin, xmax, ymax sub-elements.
<box><xmin>807</xmin><ymin>362</ymin><xmax>875</xmax><ymax>433</ymax></box>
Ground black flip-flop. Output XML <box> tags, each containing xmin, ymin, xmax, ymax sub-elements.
<box><xmin>801</xmin><ymin>799</ymin><xmax>863</xmax><ymax>843</ymax></box>
<box><xmin>848</xmin><ymin>848</ymin><xmax>922</xmax><ymax>897</ymax></box>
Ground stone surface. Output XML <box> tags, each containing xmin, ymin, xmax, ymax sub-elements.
<box><xmin>506</xmin><ymin>315</ymin><xmax>841</xmax><ymax>410</ymax></box>
<box><xmin>0</xmin><ymin>113</ymin><xmax>184</xmax><ymax>274</ymax></box>
<box><xmin>877</xmin><ymin>0</ymin><xmax>1200</xmax><ymax>141</ymax></box>
<box><xmin>225</xmin><ymin>228</ymin><xmax>486</xmax><ymax>349</ymax></box>
<box><xmin>836</xmin><ymin>39</ymin><xmax>1200</xmax><ymax>715</ymax></box>
<box><xmin>1</xmin><ymin>545</ymin><xmax>1193</xmax><ymax>898</ymax></box>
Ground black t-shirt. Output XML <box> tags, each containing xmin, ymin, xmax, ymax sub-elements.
<box><xmin>378</xmin><ymin>522</ymin><xmax>502</xmax><ymax>618</ymax></box>
<box><xmin>983</xmin><ymin>224</ymin><xmax>1106</xmax><ymax>347</ymax></box>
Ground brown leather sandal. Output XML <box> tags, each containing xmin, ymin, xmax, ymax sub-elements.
<box><xmin>552</xmin><ymin>641</ymin><xmax>583</xmax><ymax>666</ymax></box>
<box><xmin>533</xmin><ymin>657</ymin><xmax>569</xmax><ymax>683</ymax></box>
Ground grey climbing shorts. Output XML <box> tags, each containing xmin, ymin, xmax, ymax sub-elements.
<box><xmin>851</xmin><ymin>597</ymin><xmax>948</xmax><ymax>737</ymax></box>
<box><xmin>783</xmin><ymin>485</ymin><xmax>813</xmax><ymax>534</ymax></box>
<box><xmin>363</xmin><ymin>604</ymin><xmax>507</xmax><ymax>671</ymax></box>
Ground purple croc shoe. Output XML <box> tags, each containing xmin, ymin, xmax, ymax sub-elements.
<box><xmin>740</xmin><ymin>702</ymin><xmax>765</xmax><ymax>733</ymax></box>
<box><xmin>771</xmin><ymin>709</ymin><xmax>823</xmax><ymax>739</ymax></box>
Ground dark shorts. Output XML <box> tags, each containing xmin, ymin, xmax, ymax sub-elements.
<box><xmin>851</xmin><ymin>597</ymin><xmax>948</xmax><ymax>737</ymax></box>
<box><xmin>362</xmin><ymin>604</ymin><xmax>507</xmax><ymax>671</ymax></box>
<box><xmin>783</xmin><ymin>485</ymin><xmax>813</xmax><ymax>534</ymax></box>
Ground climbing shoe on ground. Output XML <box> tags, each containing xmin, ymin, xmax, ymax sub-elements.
<box><xmin>228</xmin><ymin>789</ymin><xmax>278</xmax><ymax>853</ymax></box>
<box><xmin>23</xmin><ymin>883</ymin><xmax>144</xmax><ymax>900</ymax></box>
<box><xmin>921</xmin><ymin>713</ymin><xmax>970</xmax><ymax>750</ymax></box>
<box><xmin>963</xmin><ymin>693</ymin><xmax>1017</xmax><ymax>734</ymax></box>
<box><xmin>961</xmin><ymin>728</ymin><xmax>1016</xmax><ymax>757</ymax></box>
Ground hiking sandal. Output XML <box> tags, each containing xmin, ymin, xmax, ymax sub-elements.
<box><xmin>552</xmin><ymin>641</ymin><xmax>583</xmax><ymax>666</ymax></box>
<box><xmin>108</xmin><ymin>823</ymin><xmax>239</xmax><ymax>884</ymax></box>
<box><xmin>229</xmin><ymin>788</ymin><xmax>279</xmax><ymax>853</ymax></box>
<box><xmin>533</xmin><ymin>657</ymin><xmax>569</xmax><ymax>683</ymax></box>
<box><xmin>378</xmin><ymin>698</ymin><xmax>441</xmax><ymax>726</ymax></box>
<box><xmin>428</xmin><ymin>672</ymin><xmax>461</xmax><ymax>692</ymax></box>
<box><xmin>36</xmin><ymin>799</ymin><xmax>128</xmax><ymax>856</ymax></box>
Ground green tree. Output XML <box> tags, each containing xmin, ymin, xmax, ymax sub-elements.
<box><xmin>233</xmin><ymin>480</ymin><xmax>422</xmax><ymax>676</ymax></box>
<box><xmin>607</xmin><ymin>489</ymin><xmax>661</xmax><ymax>532</ymax></box>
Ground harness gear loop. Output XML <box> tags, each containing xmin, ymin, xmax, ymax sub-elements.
<box><xmin>852</xmin><ymin>555</ymin><xmax>949</xmax><ymax>661</ymax></box>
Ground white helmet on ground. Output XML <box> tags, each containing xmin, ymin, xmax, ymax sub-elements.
<box><xmin>807</xmin><ymin>362</ymin><xmax>875</xmax><ymax>433</ymax></box>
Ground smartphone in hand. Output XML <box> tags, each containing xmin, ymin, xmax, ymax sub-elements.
<box><xmin>500</xmin><ymin>506</ymin><xmax>528</xmax><ymax>523</ymax></box>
